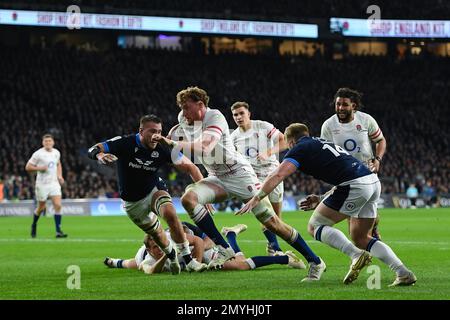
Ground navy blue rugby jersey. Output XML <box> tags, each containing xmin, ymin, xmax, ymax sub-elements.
<box><xmin>102</xmin><ymin>134</ymin><xmax>182</xmax><ymax>201</ymax></box>
<box><xmin>283</xmin><ymin>136</ymin><xmax>372</xmax><ymax>186</ymax></box>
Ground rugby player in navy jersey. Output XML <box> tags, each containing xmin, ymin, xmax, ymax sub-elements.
<box><xmin>88</xmin><ymin>114</ymin><xmax>208</xmax><ymax>274</ymax></box>
<box><xmin>239</xmin><ymin>123</ymin><xmax>416</xmax><ymax>286</ymax></box>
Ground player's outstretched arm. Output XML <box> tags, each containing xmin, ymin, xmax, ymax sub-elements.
<box><xmin>186</xmin><ymin>233</ymin><xmax>205</xmax><ymax>262</ymax></box>
<box><xmin>154</xmin><ymin>132</ymin><xmax>220</xmax><ymax>155</ymax></box>
<box><xmin>173</xmin><ymin>155</ymin><xmax>204</xmax><ymax>183</ymax></box>
<box><xmin>87</xmin><ymin>143</ymin><xmax>117</xmax><ymax>164</ymax></box>
<box><xmin>140</xmin><ymin>255</ymin><xmax>169</xmax><ymax>274</ymax></box>
<box><xmin>237</xmin><ymin>160</ymin><xmax>297</xmax><ymax>215</ymax></box>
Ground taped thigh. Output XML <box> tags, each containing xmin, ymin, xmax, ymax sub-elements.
<box><xmin>185</xmin><ymin>181</ymin><xmax>218</xmax><ymax>205</ymax></box>
<box><xmin>252</xmin><ymin>197</ymin><xmax>276</xmax><ymax>223</ymax></box>
<box><xmin>135</xmin><ymin>211</ymin><xmax>161</xmax><ymax>235</ymax></box>
<box><xmin>308</xmin><ymin>210</ymin><xmax>335</xmax><ymax>229</ymax></box>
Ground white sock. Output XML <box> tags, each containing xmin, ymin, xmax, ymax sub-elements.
<box><xmin>316</xmin><ymin>226</ymin><xmax>362</xmax><ymax>260</ymax></box>
<box><xmin>161</xmin><ymin>241</ymin><xmax>175</xmax><ymax>259</ymax></box>
<box><xmin>368</xmin><ymin>240</ymin><xmax>409</xmax><ymax>276</ymax></box>
<box><xmin>245</xmin><ymin>258</ymin><xmax>256</xmax><ymax>270</ymax></box>
<box><xmin>176</xmin><ymin>241</ymin><xmax>191</xmax><ymax>256</ymax></box>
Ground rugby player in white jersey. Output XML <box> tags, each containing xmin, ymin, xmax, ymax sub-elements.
<box><xmin>154</xmin><ymin>86</ymin><xmax>325</xmax><ymax>281</ymax></box>
<box><xmin>25</xmin><ymin>134</ymin><xmax>67</xmax><ymax>238</ymax></box>
<box><xmin>317</xmin><ymin>88</ymin><xmax>385</xmax><ymax>239</ymax></box>
<box><xmin>230</xmin><ymin>101</ymin><xmax>288</xmax><ymax>256</ymax></box>
<box><xmin>104</xmin><ymin>222</ymin><xmax>305</xmax><ymax>274</ymax></box>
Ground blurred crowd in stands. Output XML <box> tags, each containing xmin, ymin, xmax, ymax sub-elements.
<box><xmin>5</xmin><ymin>0</ymin><xmax>449</xmax><ymax>20</ymax></box>
<box><xmin>0</xmin><ymin>45</ymin><xmax>448</xmax><ymax>203</ymax></box>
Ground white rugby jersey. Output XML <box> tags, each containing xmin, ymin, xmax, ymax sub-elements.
<box><xmin>176</xmin><ymin>108</ymin><xmax>253</xmax><ymax>176</ymax></box>
<box><xmin>230</xmin><ymin>120</ymin><xmax>280</xmax><ymax>178</ymax></box>
<box><xmin>27</xmin><ymin>148</ymin><xmax>60</xmax><ymax>185</ymax></box>
<box><xmin>321</xmin><ymin>111</ymin><xmax>384</xmax><ymax>166</ymax></box>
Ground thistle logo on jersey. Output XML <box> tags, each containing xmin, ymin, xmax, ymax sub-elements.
<box><xmin>345</xmin><ymin>202</ymin><xmax>356</xmax><ymax>210</ymax></box>
<box><xmin>151</xmin><ymin>151</ymin><xmax>159</xmax><ymax>158</ymax></box>
<box><xmin>356</xmin><ymin>125</ymin><xmax>362</xmax><ymax>131</ymax></box>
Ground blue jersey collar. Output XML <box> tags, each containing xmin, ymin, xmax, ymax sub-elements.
<box><xmin>135</xmin><ymin>133</ymin><xmax>144</xmax><ymax>148</ymax></box>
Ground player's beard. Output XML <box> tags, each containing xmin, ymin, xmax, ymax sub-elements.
<box><xmin>337</xmin><ymin>111</ymin><xmax>353</xmax><ymax>123</ymax></box>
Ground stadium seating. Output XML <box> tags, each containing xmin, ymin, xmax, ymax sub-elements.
<box><xmin>0</xmin><ymin>45</ymin><xmax>448</xmax><ymax>200</ymax></box>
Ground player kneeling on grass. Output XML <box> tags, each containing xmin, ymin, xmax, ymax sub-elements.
<box><xmin>105</xmin><ymin>222</ymin><xmax>306</xmax><ymax>274</ymax></box>
<box><xmin>239</xmin><ymin>123</ymin><xmax>416</xmax><ymax>287</ymax></box>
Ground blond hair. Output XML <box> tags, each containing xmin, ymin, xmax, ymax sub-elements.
<box><xmin>284</xmin><ymin>123</ymin><xmax>310</xmax><ymax>142</ymax></box>
<box><xmin>176</xmin><ymin>86</ymin><xmax>209</xmax><ymax>108</ymax></box>
<box><xmin>230</xmin><ymin>101</ymin><xmax>250</xmax><ymax>111</ymax></box>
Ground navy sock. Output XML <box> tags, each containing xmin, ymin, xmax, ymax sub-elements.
<box><xmin>54</xmin><ymin>214</ymin><xmax>62</xmax><ymax>233</ymax></box>
<box><xmin>250</xmin><ymin>255</ymin><xmax>289</xmax><ymax>268</ymax></box>
<box><xmin>116</xmin><ymin>260</ymin><xmax>124</xmax><ymax>268</ymax></box>
<box><xmin>195</xmin><ymin>214</ymin><xmax>229</xmax><ymax>248</ymax></box>
<box><xmin>182</xmin><ymin>254</ymin><xmax>193</xmax><ymax>264</ymax></box>
<box><xmin>225</xmin><ymin>232</ymin><xmax>241</xmax><ymax>253</ymax></box>
<box><xmin>167</xmin><ymin>248</ymin><xmax>177</xmax><ymax>260</ymax></box>
<box><xmin>263</xmin><ymin>229</ymin><xmax>282</xmax><ymax>251</ymax></box>
<box><xmin>32</xmin><ymin>214</ymin><xmax>40</xmax><ymax>226</ymax></box>
<box><xmin>182</xmin><ymin>221</ymin><xmax>205</xmax><ymax>238</ymax></box>
<box><xmin>290</xmin><ymin>231</ymin><xmax>321</xmax><ymax>264</ymax></box>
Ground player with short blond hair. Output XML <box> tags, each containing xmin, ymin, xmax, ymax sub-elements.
<box><xmin>26</xmin><ymin>134</ymin><xmax>67</xmax><ymax>238</ymax></box>
<box><xmin>230</xmin><ymin>101</ymin><xmax>288</xmax><ymax>256</ymax></box>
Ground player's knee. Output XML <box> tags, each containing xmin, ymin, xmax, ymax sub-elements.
<box><xmin>307</xmin><ymin>224</ymin><xmax>315</xmax><ymax>237</ymax></box>
<box><xmin>155</xmin><ymin>195</ymin><xmax>175</xmax><ymax>217</ymax></box>
<box><xmin>308</xmin><ymin>211</ymin><xmax>335</xmax><ymax>239</ymax></box>
<box><xmin>181</xmin><ymin>191</ymin><xmax>198</xmax><ymax>211</ymax></box>
<box><xmin>54</xmin><ymin>204</ymin><xmax>62</xmax><ymax>212</ymax></box>
<box><xmin>253</xmin><ymin>197</ymin><xmax>276</xmax><ymax>224</ymax></box>
<box><xmin>138</xmin><ymin>214</ymin><xmax>161</xmax><ymax>235</ymax></box>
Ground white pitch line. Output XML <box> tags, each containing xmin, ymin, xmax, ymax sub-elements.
<box><xmin>0</xmin><ymin>238</ymin><xmax>449</xmax><ymax>246</ymax></box>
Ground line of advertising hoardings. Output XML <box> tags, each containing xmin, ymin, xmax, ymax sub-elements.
<box><xmin>0</xmin><ymin>194</ymin><xmax>448</xmax><ymax>216</ymax></box>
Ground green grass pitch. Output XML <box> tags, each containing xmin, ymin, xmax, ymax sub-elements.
<box><xmin>0</xmin><ymin>208</ymin><xmax>449</xmax><ymax>300</ymax></box>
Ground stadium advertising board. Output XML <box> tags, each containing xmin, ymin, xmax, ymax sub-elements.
<box><xmin>0</xmin><ymin>9</ymin><xmax>318</xmax><ymax>38</ymax></box>
<box><xmin>0</xmin><ymin>200</ymin><xmax>89</xmax><ymax>216</ymax></box>
<box><xmin>1</xmin><ymin>195</ymin><xmax>448</xmax><ymax>216</ymax></box>
<box><xmin>90</xmin><ymin>199</ymin><xmax>126</xmax><ymax>216</ymax></box>
<box><xmin>330</xmin><ymin>17</ymin><xmax>450</xmax><ymax>38</ymax></box>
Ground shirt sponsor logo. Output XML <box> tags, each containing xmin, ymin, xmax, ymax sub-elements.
<box><xmin>135</xmin><ymin>158</ymin><xmax>153</xmax><ymax>166</ymax></box>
